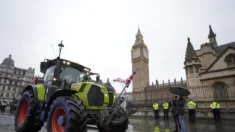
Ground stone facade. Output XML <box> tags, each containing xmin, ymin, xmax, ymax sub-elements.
<box><xmin>0</xmin><ymin>55</ymin><xmax>35</xmax><ymax>104</ymax></box>
<box><xmin>184</xmin><ymin>25</ymin><xmax>235</xmax><ymax>105</ymax></box>
<box><xmin>131</xmin><ymin>28</ymin><xmax>186</xmax><ymax>106</ymax></box>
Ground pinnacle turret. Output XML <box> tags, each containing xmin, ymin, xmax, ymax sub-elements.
<box><xmin>136</xmin><ymin>26</ymin><xmax>143</xmax><ymax>37</ymax></box>
<box><xmin>208</xmin><ymin>25</ymin><xmax>216</xmax><ymax>38</ymax></box>
<box><xmin>184</xmin><ymin>37</ymin><xmax>198</xmax><ymax>63</ymax></box>
<box><xmin>134</xmin><ymin>26</ymin><xmax>145</xmax><ymax>45</ymax></box>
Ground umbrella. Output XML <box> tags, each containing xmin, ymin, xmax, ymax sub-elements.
<box><xmin>169</xmin><ymin>86</ymin><xmax>191</xmax><ymax>96</ymax></box>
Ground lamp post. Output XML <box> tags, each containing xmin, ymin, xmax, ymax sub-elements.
<box><xmin>58</xmin><ymin>40</ymin><xmax>64</xmax><ymax>58</ymax></box>
<box><xmin>53</xmin><ymin>41</ymin><xmax>64</xmax><ymax>83</ymax></box>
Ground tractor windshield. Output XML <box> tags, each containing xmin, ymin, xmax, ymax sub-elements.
<box><xmin>60</xmin><ymin>66</ymin><xmax>86</xmax><ymax>83</ymax></box>
<box><xmin>43</xmin><ymin>65</ymin><xmax>87</xmax><ymax>84</ymax></box>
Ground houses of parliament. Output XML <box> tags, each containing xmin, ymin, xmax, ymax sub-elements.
<box><xmin>131</xmin><ymin>28</ymin><xmax>186</xmax><ymax>105</ymax></box>
<box><xmin>131</xmin><ymin>25</ymin><xmax>235</xmax><ymax>108</ymax></box>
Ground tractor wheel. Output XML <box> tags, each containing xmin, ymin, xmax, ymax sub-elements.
<box><xmin>98</xmin><ymin>105</ymin><xmax>129</xmax><ymax>132</ymax></box>
<box><xmin>47</xmin><ymin>97</ymin><xmax>87</xmax><ymax>132</ymax></box>
<box><xmin>14</xmin><ymin>90</ymin><xmax>44</xmax><ymax>132</ymax></box>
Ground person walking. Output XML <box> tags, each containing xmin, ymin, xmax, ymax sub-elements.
<box><xmin>210</xmin><ymin>101</ymin><xmax>221</xmax><ymax>121</ymax></box>
<box><xmin>163</xmin><ymin>101</ymin><xmax>169</xmax><ymax>119</ymax></box>
<box><xmin>176</xmin><ymin>95</ymin><xmax>187</xmax><ymax>132</ymax></box>
<box><xmin>171</xmin><ymin>96</ymin><xmax>181</xmax><ymax>132</ymax></box>
<box><xmin>153</xmin><ymin>102</ymin><xmax>159</xmax><ymax>119</ymax></box>
<box><xmin>187</xmin><ymin>99</ymin><xmax>197</xmax><ymax>123</ymax></box>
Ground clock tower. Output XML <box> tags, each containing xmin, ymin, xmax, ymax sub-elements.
<box><xmin>131</xmin><ymin>27</ymin><xmax>149</xmax><ymax>92</ymax></box>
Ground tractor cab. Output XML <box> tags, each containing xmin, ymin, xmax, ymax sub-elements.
<box><xmin>39</xmin><ymin>58</ymin><xmax>102</xmax><ymax>104</ymax></box>
<box><xmin>40</xmin><ymin>58</ymin><xmax>92</xmax><ymax>85</ymax></box>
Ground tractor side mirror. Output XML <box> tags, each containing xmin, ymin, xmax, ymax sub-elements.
<box><xmin>40</xmin><ymin>62</ymin><xmax>47</xmax><ymax>74</ymax></box>
<box><xmin>96</xmin><ymin>75</ymin><xmax>100</xmax><ymax>82</ymax></box>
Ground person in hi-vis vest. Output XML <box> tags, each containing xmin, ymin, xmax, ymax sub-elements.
<box><xmin>153</xmin><ymin>102</ymin><xmax>159</xmax><ymax>119</ymax></box>
<box><xmin>163</xmin><ymin>101</ymin><xmax>169</xmax><ymax>119</ymax></box>
<box><xmin>210</xmin><ymin>101</ymin><xmax>220</xmax><ymax>121</ymax></box>
<box><xmin>187</xmin><ymin>99</ymin><xmax>197</xmax><ymax>123</ymax></box>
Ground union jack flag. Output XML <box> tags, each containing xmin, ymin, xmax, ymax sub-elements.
<box><xmin>125</xmin><ymin>69</ymin><xmax>138</xmax><ymax>88</ymax></box>
<box><xmin>113</xmin><ymin>78</ymin><xmax>125</xmax><ymax>83</ymax></box>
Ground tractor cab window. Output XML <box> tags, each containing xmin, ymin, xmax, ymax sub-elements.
<box><xmin>60</xmin><ymin>67</ymin><xmax>86</xmax><ymax>83</ymax></box>
<box><xmin>43</xmin><ymin>66</ymin><xmax>55</xmax><ymax>85</ymax></box>
<box><xmin>43</xmin><ymin>65</ymin><xmax>86</xmax><ymax>85</ymax></box>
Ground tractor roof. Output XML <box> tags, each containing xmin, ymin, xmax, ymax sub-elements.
<box><xmin>44</xmin><ymin>58</ymin><xmax>91</xmax><ymax>72</ymax></box>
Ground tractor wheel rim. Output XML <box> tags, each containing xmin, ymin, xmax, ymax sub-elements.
<box><xmin>17</xmin><ymin>99</ymin><xmax>28</xmax><ymax>125</ymax></box>
<box><xmin>52</xmin><ymin>107</ymin><xmax>66</xmax><ymax>132</ymax></box>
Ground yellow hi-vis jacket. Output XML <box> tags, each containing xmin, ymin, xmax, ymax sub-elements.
<box><xmin>187</xmin><ymin>101</ymin><xmax>196</xmax><ymax>109</ymax></box>
<box><xmin>154</xmin><ymin>127</ymin><xmax>160</xmax><ymax>132</ymax></box>
<box><xmin>165</xmin><ymin>128</ymin><xmax>170</xmax><ymax>132</ymax></box>
<box><xmin>163</xmin><ymin>102</ymin><xmax>169</xmax><ymax>109</ymax></box>
<box><xmin>210</xmin><ymin>102</ymin><xmax>220</xmax><ymax>109</ymax></box>
<box><xmin>153</xmin><ymin>103</ymin><xmax>159</xmax><ymax>110</ymax></box>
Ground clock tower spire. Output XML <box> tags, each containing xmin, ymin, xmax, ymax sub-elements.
<box><xmin>131</xmin><ymin>27</ymin><xmax>149</xmax><ymax>92</ymax></box>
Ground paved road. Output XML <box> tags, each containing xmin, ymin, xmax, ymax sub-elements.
<box><xmin>1</xmin><ymin>114</ymin><xmax>235</xmax><ymax>132</ymax></box>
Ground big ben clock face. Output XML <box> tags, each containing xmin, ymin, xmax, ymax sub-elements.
<box><xmin>133</xmin><ymin>50</ymin><xmax>139</xmax><ymax>57</ymax></box>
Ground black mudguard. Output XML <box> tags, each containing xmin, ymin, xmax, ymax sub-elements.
<box><xmin>22</xmin><ymin>85</ymin><xmax>38</xmax><ymax>100</ymax></box>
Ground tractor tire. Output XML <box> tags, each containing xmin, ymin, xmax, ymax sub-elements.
<box><xmin>98</xmin><ymin>105</ymin><xmax>129</xmax><ymax>132</ymax></box>
<box><xmin>14</xmin><ymin>90</ymin><xmax>44</xmax><ymax>132</ymax></box>
<box><xmin>47</xmin><ymin>97</ymin><xmax>88</xmax><ymax>132</ymax></box>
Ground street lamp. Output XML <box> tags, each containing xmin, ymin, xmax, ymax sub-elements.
<box><xmin>53</xmin><ymin>41</ymin><xmax>64</xmax><ymax>83</ymax></box>
<box><xmin>58</xmin><ymin>40</ymin><xmax>64</xmax><ymax>58</ymax></box>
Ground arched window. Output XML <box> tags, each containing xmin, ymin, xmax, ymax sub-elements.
<box><xmin>225</xmin><ymin>54</ymin><xmax>235</xmax><ymax>67</ymax></box>
<box><xmin>212</xmin><ymin>81</ymin><xmax>227</xmax><ymax>100</ymax></box>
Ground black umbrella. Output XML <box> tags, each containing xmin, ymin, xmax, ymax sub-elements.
<box><xmin>169</xmin><ymin>86</ymin><xmax>191</xmax><ymax>96</ymax></box>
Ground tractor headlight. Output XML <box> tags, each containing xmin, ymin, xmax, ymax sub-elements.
<box><xmin>84</xmin><ymin>68</ymin><xmax>89</xmax><ymax>72</ymax></box>
<box><xmin>67</xmin><ymin>62</ymin><xmax>70</xmax><ymax>65</ymax></box>
<box><xmin>113</xmin><ymin>95</ymin><xmax>116</xmax><ymax>98</ymax></box>
<box><xmin>104</xmin><ymin>94</ymin><xmax>108</xmax><ymax>97</ymax></box>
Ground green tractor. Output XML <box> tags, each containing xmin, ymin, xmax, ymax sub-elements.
<box><xmin>14</xmin><ymin>42</ymin><xmax>133</xmax><ymax>132</ymax></box>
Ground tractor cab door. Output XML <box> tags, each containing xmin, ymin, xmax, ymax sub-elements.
<box><xmin>43</xmin><ymin>66</ymin><xmax>56</xmax><ymax>86</ymax></box>
<box><xmin>43</xmin><ymin>66</ymin><xmax>60</xmax><ymax>102</ymax></box>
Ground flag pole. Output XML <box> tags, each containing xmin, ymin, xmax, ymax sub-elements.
<box><xmin>114</xmin><ymin>68</ymin><xmax>138</xmax><ymax>106</ymax></box>
<box><xmin>117</xmin><ymin>85</ymin><xmax>127</xmax><ymax>100</ymax></box>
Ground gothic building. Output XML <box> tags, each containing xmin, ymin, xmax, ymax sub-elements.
<box><xmin>0</xmin><ymin>55</ymin><xmax>35</xmax><ymax>104</ymax></box>
<box><xmin>184</xmin><ymin>25</ymin><xmax>235</xmax><ymax>105</ymax></box>
<box><xmin>131</xmin><ymin>28</ymin><xmax>186</xmax><ymax>106</ymax></box>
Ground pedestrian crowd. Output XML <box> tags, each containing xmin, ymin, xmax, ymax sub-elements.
<box><xmin>152</xmin><ymin>96</ymin><xmax>221</xmax><ymax>132</ymax></box>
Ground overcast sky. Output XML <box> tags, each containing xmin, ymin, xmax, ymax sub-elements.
<box><xmin>0</xmin><ymin>0</ymin><xmax>235</xmax><ymax>93</ymax></box>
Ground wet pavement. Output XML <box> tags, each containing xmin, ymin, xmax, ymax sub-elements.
<box><xmin>129</xmin><ymin>117</ymin><xmax>235</xmax><ymax>132</ymax></box>
<box><xmin>1</xmin><ymin>114</ymin><xmax>235</xmax><ymax>132</ymax></box>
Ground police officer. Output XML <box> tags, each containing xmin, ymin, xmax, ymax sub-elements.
<box><xmin>163</xmin><ymin>101</ymin><xmax>169</xmax><ymax>119</ymax></box>
<box><xmin>165</xmin><ymin>128</ymin><xmax>170</xmax><ymax>132</ymax></box>
<box><xmin>210</xmin><ymin>101</ymin><xmax>220</xmax><ymax>121</ymax></box>
<box><xmin>187</xmin><ymin>99</ymin><xmax>197</xmax><ymax>123</ymax></box>
<box><xmin>154</xmin><ymin>127</ymin><xmax>160</xmax><ymax>132</ymax></box>
<box><xmin>153</xmin><ymin>102</ymin><xmax>159</xmax><ymax>119</ymax></box>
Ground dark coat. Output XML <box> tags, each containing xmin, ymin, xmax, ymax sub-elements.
<box><xmin>170</xmin><ymin>100</ymin><xmax>177</xmax><ymax>115</ymax></box>
<box><xmin>175</xmin><ymin>98</ymin><xmax>186</xmax><ymax>115</ymax></box>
